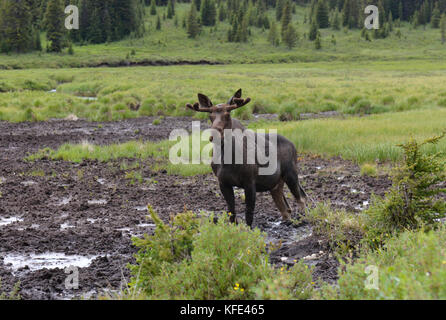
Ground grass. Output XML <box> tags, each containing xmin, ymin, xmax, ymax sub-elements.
<box><xmin>2</xmin><ymin>59</ymin><xmax>446</xmax><ymax>122</ymax></box>
<box><xmin>252</xmin><ymin>108</ymin><xmax>446</xmax><ymax>164</ymax></box>
<box><xmin>27</xmin><ymin>108</ymin><xmax>446</xmax><ymax>174</ymax></box>
<box><xmin>317</xmin><ymin>226</ymin><xmax>446</xmax><ymax>300</ymax></box>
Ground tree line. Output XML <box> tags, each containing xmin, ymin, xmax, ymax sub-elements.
<box><xmin>2</xmin><ymin>0</ymin><xmax>446</xmax><ymax>54</ymax></box>
<box><xmin>0</xmin><ymin>0</ymin><xmax>146</xmax><ymax>53</ymax></box>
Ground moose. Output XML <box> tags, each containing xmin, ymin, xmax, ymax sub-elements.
<box><xmin>186</xmin><ymin>89</ymin><xmax>307</xmax><ymax>227</ymax></box>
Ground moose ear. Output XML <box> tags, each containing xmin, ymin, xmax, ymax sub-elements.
<box><xmin>198</xmin><ymin>93</ymin><xmax>213</xmax><ymax>108</ymax></box>
<box><xmin>228</xmin><ymin>89</ymin><xmax>242</xmax><ymax>105</ymax></box>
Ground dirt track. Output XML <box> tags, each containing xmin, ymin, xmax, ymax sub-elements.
<box><xmin>0</xmin><ymin>117</ymin><xmax>391</xmax><ymax>299</ymax></box>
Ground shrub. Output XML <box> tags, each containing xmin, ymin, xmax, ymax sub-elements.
<box><xmin>0</xmin><ymin>280</ymin><xmax>20</xmax><ymax>300</ymax></box>
<box><xmin>360</xmin><ymin>163</ymin><xmax>378</xmax><ymax>177</ymax></box>
<box><xmin>363</xmin><ymin>132</ymin><xmax>446</xmax><ymax>248</ymax></box>
<box><xmin>127</xmin><ymin>208</ymin><xmax>314</xmax><ymax>300</ymax></box>
<box><xmin>305</xmin><ymin>202</ymin><xmax>365</xmax><ymax>255</ymax></box>
<box><xmin>317</xmin><ymin>227</ymin><xmax>446</xmax><ymax>299</ymax></box>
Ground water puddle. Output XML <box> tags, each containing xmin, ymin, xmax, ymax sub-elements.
<box><xmin>88</xmin><ymin>199</ymin><xmax>108</xmax><ymax>205</ymax></box>
<box><xmin>55</xmin><ymin>196</ymin><xmax>72</xmax><ymax>206</ymax></box>
<box><xmin>97</xmin><ymin>178</ymin><xmax>106</xmax><ymax>185</ymax></box>
<box><xmin>3</xmin><ymin>252</ymin><xmax>99</xmax><ymax>272</ymax></box>
<box><xmin>0</xmin><ymin>216</ymin><xmax>24</xmax><ymax>227</ymax></box>
<box><xmin>134</xmin><ymin>206</ymin><xmax>148</xmax><ymax>211</ymax></box>
<box><xmin>21</xmin><ymin>181</ymin><xmax>36</xmax><ymax>186</ymax></box>
<box><xmin>60</xmin><ymin>223</ymin><xmax>75</xmax><ymax>230</ymax></box>
<box><xmin>355</xmin><ymin>200</ymin><xmax>370</xmax><ymax>211</ymax></box>
<box><xmin>76</xmin><ymin>96</ymin><xmax>98</xmax><ymax>101</ymax></box>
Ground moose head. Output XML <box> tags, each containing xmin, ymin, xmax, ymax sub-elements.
<box><xmin>186</xmin><ymin>89</ymin><xmax>251</xmax><ymax>141</ymax></box>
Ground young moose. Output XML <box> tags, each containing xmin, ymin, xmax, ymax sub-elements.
<box><xmin>186</xmin><ymin>89</ymin><xmax>307</xmax><ymax>227</ymax></box>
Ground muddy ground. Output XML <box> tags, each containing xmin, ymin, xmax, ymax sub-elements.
<box><xmin>0</xmin><ymin>117</ymin><xmax>391</xmax><ymax>299</ymax></box>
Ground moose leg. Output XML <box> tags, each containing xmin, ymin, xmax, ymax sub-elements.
<box><xmin>284</xmin><ymin>170</ymin><xmax>307</xmax><ymax>211</ymax></box>
<box><xmin>244</xmin><ymin>184</ymin><xmax>256</xmax><ymax>228</ymax></box>
<box><xmin>220</xmin><ymin>183</ymin><xmax>236</xmax><ymax>223</ymax></box>
<box><xmin>270</xmin><ymin>181</ymin><xmax>292</xmax><ymax>221</ymax></box>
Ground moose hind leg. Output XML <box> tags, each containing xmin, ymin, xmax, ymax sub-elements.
<box><xmin>270</xmin><ymin>181</ymin><xmax>292</xmax><ymax>221</ymax></box>
<box><xmin>284</xmin><ymin>170</ymin><xmax>307</xmax><ymax>210</ymax></box>
<box><xmin>244</xmin><ymin>184</ymin><xmax>256</xmax><ymax>228</ymax></box>
<box><xmin>220</xmin><ymin>183</ymin><xmax>236</xmax><ymax>223</ymax></box>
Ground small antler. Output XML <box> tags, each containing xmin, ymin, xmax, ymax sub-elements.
<box><xmin>226</xmin><ymin>97</ymin><xmax>251</xmax><ymax>111</ymax></box>
<box><xmin>186</xmin><ymin>102</ymin><xmax>213</xmax><ymax>113</ymax></box>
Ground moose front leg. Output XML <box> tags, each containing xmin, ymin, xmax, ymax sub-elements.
<box><xmin>244</xmin><ymin>184</ymin><xmax>256</xmax><ymax>228</ymax></box>
<box><xmin>220</xmin><ymin>183</ymin><xmax>236</xmax><ymax>223</ymax></box>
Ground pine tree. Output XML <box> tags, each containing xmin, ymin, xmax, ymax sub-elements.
<box><xmin>156</xmin><ymin>15</ymin><xmax>162</xmax><ymax>30</ymax></box>
<box><xmin>316</xmin><ymin>0</ymin><xmax>329</xmax><ymax>28</ymax></box>
<box><xmin>187</xmin><ymin>3</ymin><xmax>201</xmax><ymax>38</ymax></box>
<box><xmin>309</xmin><ymin>19</ymin><xmax>318</xmax><ymax>41</ymax></box>
<box><xmin>45</xmin><ymin>0</ymin><xmax>65</xmax><ymax>52</ymax></box>
<box><xmin>201</xmin><ymin>0</ymin><xmax>216</xmax><ymax>27</ymax></box>
<box><xmin>0</xmin><ymin>0</ymin><xmax>34</xmax><ymax>53</ymax></box>
<box><xmin>441</xmin><ymin>14</ymin><xmax>446</xmax><ymax>44</ymax></box>
<box><xmin>276</xmin><ymin>0</ymin><xmax>284</xmax><ymax>21</ymax></box>
<box><xmin>332</xmin><ymin>10</ymin><xmax>340</xmax><ymax>30</ymax></box>
<box><xmin>268</xmin><ymin>21</ymin><xmax>280</xmax><ymax>46</ymax></box>
<box><xmin>281</xmin><ymin>0</ymin><xmax>292</xmax><ymax>38</ymax></box>
<box><xmin>282</xmin><ymin>24</ymin><xmax>297</xmax><ymax>49</ymax></box>
<box><xmin>167</xmin><ymin>0</ymin><xmax>175</xmax><ymax>19</ymax></box>
<box><xmin>150</xmin><ymin>0</ymin><xmax>157</xmax><ymax>15</ymax></box>
<box><xmin>314</xmin><ymin>31</ymin><xmax>322</xmax><ymax>49</ymax></box>
<box><xmin>431</xmin><ymin>5</ymin><xmax>441</xmax><ymax>29</ymax></box>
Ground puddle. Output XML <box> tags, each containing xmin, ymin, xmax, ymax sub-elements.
<box><xmin>55</xmin><ymin>197</ymin><xmax>72</xmax><ymax>206</ymax></box>
<box><xmin>355</xmin><ymin>200</ymin><xmax>370</xmax><ymax>211</ymax></box>
<box><xmin>3</xmin><ymin>252</ymin><xmax>100</xmax><ymax>272</ymax></box>
<box><xmin>0</xmin><ymin>216</ymin><xmax>24</xmax><ymax>227</ymax></box>
<box><xmin>97</xmin><ymin>178</ymin><xmax>106</xmax><ymax>185</ymax></box>
<box><xmin>88</xmin><ymin>199</ymin><xmax>108</xmax><ymax>205</ymax></box>
<box><xmin>76</xmin><ymin>96</ymin><xmax>98</xmax><ymax>101</ymax></box>
<box><xmin>134</xmin><ymin>206</ymin><xmax>148</xmax><ymax>211</ymax></box>
<box><xmin>60</xmin><ymin>223</ymin><xmax>75</xmax><ymax>230</ymax></box>
<box><xmin>21</xmin><ymin>181</ymin><xmax>36</xmax><ymax>186</ymax></box>
<box><xmin>137</xmin><ymin>223</ymin><xmax>155</xmax><ymax>228</ymax></box>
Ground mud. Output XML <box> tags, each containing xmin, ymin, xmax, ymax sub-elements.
<box><xmin>0</xmin><ymin>117</ymin><xmax>391</xmax><ymax>299</ymax></box>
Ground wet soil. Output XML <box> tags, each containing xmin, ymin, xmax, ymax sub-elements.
<box><xmin>0</xmin><ymin>117</ymin><xmax>391</xmax><ymax>299</ymax></box>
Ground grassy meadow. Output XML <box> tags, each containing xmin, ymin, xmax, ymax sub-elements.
<box><xmin>2</xmin><ymin>60</ymin><xmax>446</xmax><ymax>123</ymax></box>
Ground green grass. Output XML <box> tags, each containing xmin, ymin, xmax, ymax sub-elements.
<box><xmin>2</xmin><ymin>59</ymin><xmax>446</xmax><ymax>122</ymax></box>
<box><xmin>317</xmin><ymin>226</ymin><xmax>446</xmax><ymax>300</ymax></box>
<box><xmin>27</xmin><ymin>108</ymin><xmax>446</xmax><ymax>173</ymax></box>
<box><xmin>252</xmin><ymin>108</ymin><xmax>446</xmax><ymax>163</ymax></box>
<box><xmin>1</xmin><ymin>4</ymin><xmax>446</xmax><ymax>69</ymax></box>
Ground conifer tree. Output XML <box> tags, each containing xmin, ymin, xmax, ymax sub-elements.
<box><xmin>187</xmin><ymin>3</ymin><xmax>201</xmax><ymax>38</ymax></box>
<box><xmin>283</xmin><ymin>24</ymin><xmax>298</xmax><ymax>49</ymax></box>
<box><xmin>431</xmin><ymin>4</ymin><xmax>441</xmax><ymax>28</ymax></box>
<box><xmin>309</xmin><ymin>19</ymin><xmax>318</xmax><ymax>41</ymax></box>
<box><xmin>441</xmin><ymin>14</ymin><xmax>446</xmax><ymax>44</ymax></box>
<box><xmin>150</xmin><ymin>0</ymin><xmax>157</xmax><ymax>15</ymax></box>
<box><xmin>268</xmin><ymin>21</ymin><xmax>280</xmax><ymax>46</ymax></box>
<box><xmin>0</xmin><ymin>0</ymin><xmax>34</xmax><ymax>53</ymax></box>
<box><xmin>167</xmin><ymin>0</ymin><xmax>175</xmax><ymax>19</ymax></box>
<box><xmin>201</xmin><ymin>0</ymin><xmax>216</xmax><ymax>27</ymax></box>
<box><xmin>45</xmin><ymin>0</ymin><xmax>65</xmax><ymax>52</ymax></box>
<box><xmin>281</xmin><ymin>0</ymin><xmax>292</xmax><ymax>38</ymax></box>
<box><xmin>316</xmin><ymin>0</ymin><xmax>329</xmax><ymax>28</ymax></box>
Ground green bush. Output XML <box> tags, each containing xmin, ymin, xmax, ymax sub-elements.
<box><xmin>305</xmin><ymin>202</ymin><xmax>365</xmax><ymax>255</ymax></box>
<box><xmin>363</xmin><ymin>132</ymin><xmax>446</xmax><ymax>248</ymax></box>
<box><xmin>317</xmin><ymin>227</ymin><xmax>446</xmax><ymax>299</ymax></box>
<box><xmin>0</xmin><ymin>279</ymin><xmax>20</xmax><ymax>300</ymax></box>
<box><xmin>126</xmin><ymin>207</ymin><xmax>314</xmax><ymax>300</ymax></box>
